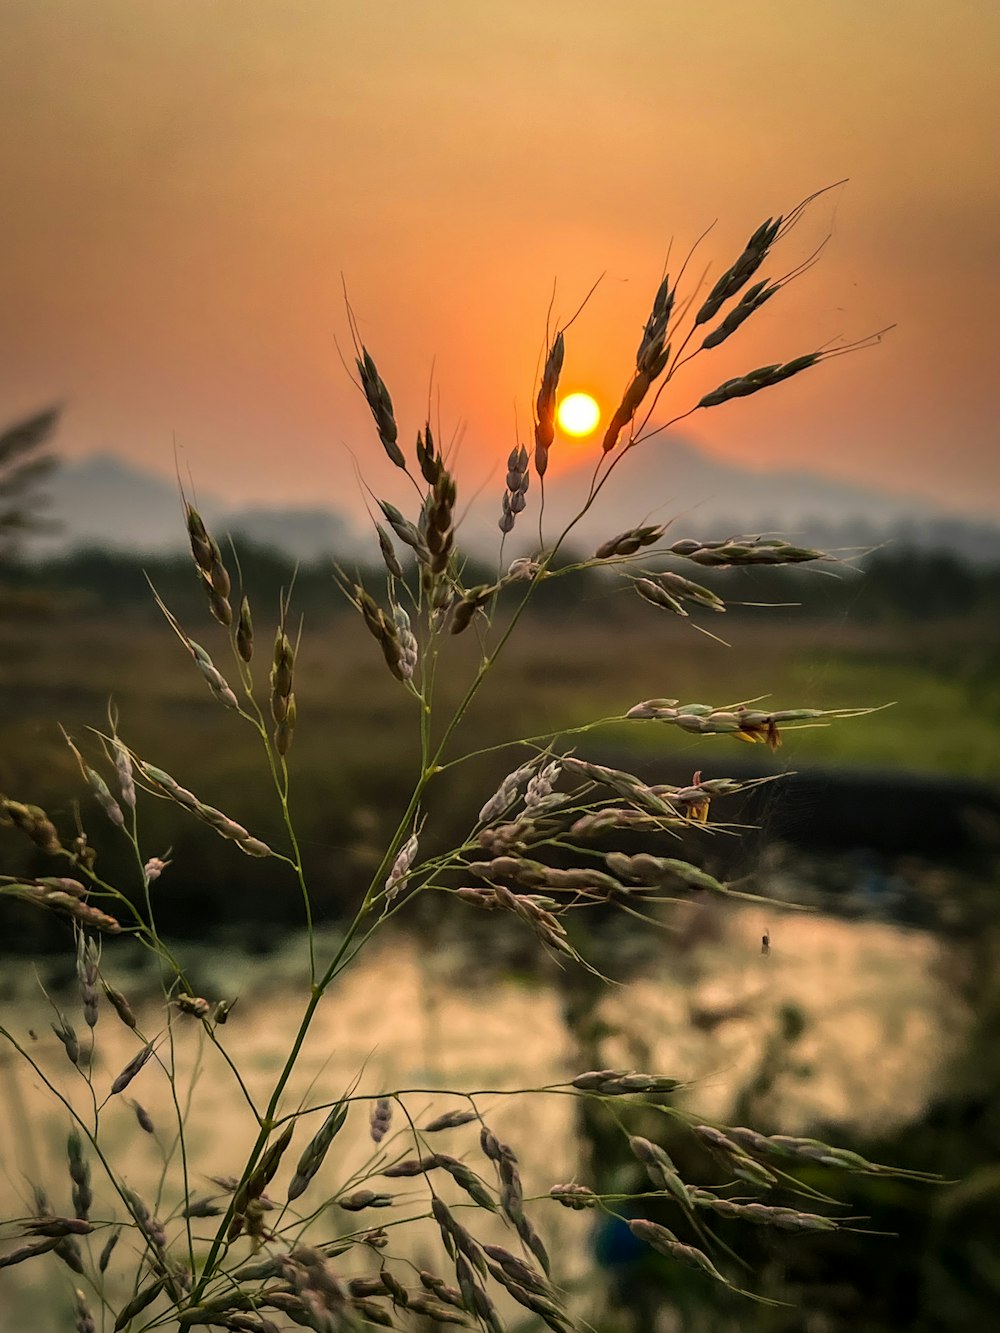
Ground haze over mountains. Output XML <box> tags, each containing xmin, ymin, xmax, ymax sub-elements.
<box><xmin>27</xmin><ymin>438</ymin><xmax>1000</xmax><ymax>565</ymax></box>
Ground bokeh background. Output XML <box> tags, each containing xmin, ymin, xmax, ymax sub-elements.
<box><xmin>2</xmin><ymin>4</ymin><xmax>999</xmax><ymax>1330</ymax></box>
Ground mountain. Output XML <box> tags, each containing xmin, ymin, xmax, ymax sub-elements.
<box><xmin>23</xmin><ymin>445</ymin><xmax>1000</xmax><ymax>565</ymax></box>
<box><xmin>28</xmin><ymin>455</ymin><xmax>363</xmax><ymax>561</ymax></box>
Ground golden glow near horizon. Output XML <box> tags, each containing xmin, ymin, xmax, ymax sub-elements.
<box><xmin>557</xmin><ymin>392</ymin><xmax>601</xmax><ymax>438</ymax></box>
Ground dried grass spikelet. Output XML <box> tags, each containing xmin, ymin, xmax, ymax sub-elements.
<box><xmin>430</xmin><ymin>1153</ymin><xmax>497</xmax><ymax>1211</ymax></box>
<box><xmin>634</xmin><ymin>571</ymin><xmax>726</xmax><ymax>615</ymax></box>
<box><xmin>391</xmin><ymin>602</ymin><xmax>419</xmax><ymax>680</ymax></box>
<box><xmin>344</xmin><ymin>581</ymin><xmax>409</xmax><ymax>683</ymax></box>
<box><xmin>570</xmin><ymin>1068</ymin><xmax>681</xmax><ymax>1095</ymax></box>
<box><xmin>375</xmin><ymin>522</ymin><xmax>404</xmax><ymax>579</ymax></box>
<box><xmin>385</xmin><ymin>830</ymin><xmax>419</xmax><ymax>902</ymax></box>
<box><xmin>182</xmin><ymin>1195</ymin><xmax>224</xmax><ymax>1219</ymax></box>
<box><xmin>694</xmin><ymin>214</ymin><xmax>783</xmax><ymax>328</ymax></box>
<box><xmin>74</xmin><ymin>1278</ymin><xmax>97</xmax><ymax>1330</ymax></box>
<box><xmin>625</xmin><ymin>698</ymin><xmax>872</xmax><ymax>750</ymax></box>
<box><xmin>144</xmin><ymin>855</ymin><xmax>170</xmax><ymax>882</ymax></box>
<box><xmin>137</xmin><ymin>759</ymin><xmax>272</xmax><ymax>856</ymax></box>
<box><xmin>697</xmin><ymin>351</ymin><xmax>828</xmax><ymax>410</ymax></box>
<box><xmin>416</xmin><ymin>420</ymin><xmax>443</xmax><ymax>485</ymax></box>
<box><xmin>377</xmin><ymin>499</ymin><xmax>430</xmax><ymax>563</ymax></box>
<box><xmin>422</xmin><ymin>467</ymin><xmax>457</xmax><ymax>575</ymax></box>
<box><xmin>701</xmin><ymin>276</ymin><xmax>780</xmax><ymax>349</ymax></box>
<box><xmin>50</xmin><ymin>1013</ymin><xmax>80</xmax><ymax>1066</ymax></box>
<box><xmin>0</xmin><ymin>796</ymin><xmax>62</xmax><ymax>853</ymax></box>
<box><xmin>628</xmin><ymin>1136</ymin><xmax>694</xmax><ymax>1215</ymax></box>
<box><xmin>499</xmin><ymin>444</ymin><xmax>530</xmax><ymax>534</ymax></box>
<box><xmin>430</xmin><ymin>1194</ymin><xmax>481</xmax><ymax>1267</ymax></box>
<box><xmin>184</xmin><ymin>640</ymin><xmax>239</xmax><ymax>711</ymax></box>
<box><xmin>287</xmin><ymin>1099</ymin><xmax>349</xmax><ymax>1202</ymax></box>
<box><xmin>109</xmin><ymin>737</ymin><xmax>135</xmax><ymax>811</ymax></box>
<box><xmin>408</xmin><ymin>1294</ymin><xmax>468</xmax><ymax>1324</ymax></box>
<box><xmin>418</xmin><ymin>1270</ymin><xmax>465</xmax><ymax>1308</ymax></box>
<box><xmin>131</xmin><ymin>1101</ymin><xmax>155</xmax><ymax>1134</ymax></box>
<box><xmin>270</xmin><ymin>621</ymin><xmax>296</xmax><ymax>755</ymax></box>
<box><xmin>477</xmin><ymin>758</ymin><xmax>541</xmax><ymax>825</ymax></box>
<box><xmin>66</xmin><ymin>1127</ymin><xmax>93</xmax><ymax>1221</ymax></box>
<box><xmin>185</xmin><ymin>503</ymin><xmax>232</xmax><ymax>626</ymax></box>
<box><xmin>122</xmin><ymin>1185</ymin><xmax>168</xmax><ymax>1254</ymax></box>
<box><xmin>722</xmin><ymin>1125</ymin><xmax>939</xmax><ymax>1179</ymax></box>
<box><xmin>533</xmin><ymin>331</ymin><xmax>564</xmax><ymax>479</ymax></box>
<box><xmin>236</xmin><ymin>595</ymin><xmax>254</xmax><ymax>663</ymax></box>
<box><xmin>686</xmin><ymin>1188</ymin><xmax>838</xmax><ymax>1232</ymax></box>
<box><xmin>357</xmin><ymin>346</ymin><xmax>405</xmax><ymax>469</ymax></box>
<box><xmin>110</xmin><ymin>1041</ymin><xmax>155</xmax><ymax>1095</ymax></box>
<box><xmin>76</xmin><ymin>933</ymin><xmax>100</xmax><ymax>1028</ymax></box>
<box><xmin>228</xmin><ymin>1123</ymin><xmax>295</xmax><ymax>1240</ymax></box>
<box><xmin>606</xmin><ymin>851</ymin><xmax>732</xmax><ymax>896</ymax></box>
<box><xmin>593</xmin><ymin>524</ymin><xmax>666</xmax><ymax>559</ymax></box>
<box><xmin>102</xmin><ymin>980</ymin><xmax>138</xmax><ymax>1029</ymax></box>
<box><xmin>41</xmin><ymin>888</ymin><xmax>122</xmax><ymax>933</ymax></box>
<box><xmin>338</xmin><ymin>1189</ymin><xmax>393</xmax><ymax>1211</ymax></box>
<box><xmin>691</xmin><ymin>1125</ymin><xmax>780</xmax><ymax>1186</ymax></box>
<box><xmin>382</xmin><ymin>1154</ymin><xmax>439</xmax><ymax>1177</ymax></box>
<box><xmin>423</xmin><ymin>1108</ymin><xmax>479</xmax><ymax>1133</ymax></box>
<box><xmin>0</xmin><ymin>1238</ymin><xmax>61</xmax><ymax>1270</ymax></box>
<box><xmin>667</xmin><ymin>534</ymin><xmax>828</xmax><ymax>567</ymax></box>
<box><xmin>97</xmin><ymin>1229</ymin><xmax>120</xmax><ymax>1273</ymax></box>
<box><xmin>112</xmin><ymin>1274</ymin><xmax>167</xmax><ymax>1330</ymax></box>
<box><xmin>507</xmin><ymin>555</ymin><xmax>541</xmax><ymax>581</ymax></box>
<box><xmin>525</xmin><ymin>760</ymin><xmax>561</xmax><ymax>808</ymax></box>
<box><xmin>23</xmin><ymin>1215</ymin><xmax>94</xmax><ymax>1239</ymax></box>
<box><xmin>628</xmin><ymin>1218</ymin><xmax>733</xmax><ymax>1290</ymax></box>
<box><xmin>603</xmin><ymin>275</ymin><xmax>674</xmax><ymax>455</ymax></box>
<box><xmin>490</xmin><ymin>883</ymin><xmax>576</xmax><ymax>960</ymax></box>
<box><xmin>479</xmin><ymin>1126</ymin><xmax>550</xmax><ymax>1276</ymax></box>
<box><xmin>549</xmin><ymin>1183</ymin><xmax>597</xmax><ymax>1209</ymax></box>
<box><xmin>449</xmin><ymin>581</ymin><xmax>500</xmax><ymax>636</ymax></box>
<box><xmin>454</xmin><ymin>1251</ymin><xmax>501</xmax><ymax>1333</ymax></box>
<box><xmin>174</xmin><ymin>993</ymin><xmax>211</xmax><ymax>1018</ymax></box>
<box><xmin>370</xmin><ymin>1096</ymin><xmax>393</xmax><ymax>1143</ymax></box>
<box><xmin>568</xmin><ymin>806</ymin><xmax>683</xmax><ymax>837</ymax></box>
<box><xmin>279</xmin><ymin>1243</ymin><xmax>351</xmax><ymax>1331</ymax></box>
<box><xmin>482</xmin><ymin>1245</ymin><xmax>565</xmax><ymax>1326</ymax></box>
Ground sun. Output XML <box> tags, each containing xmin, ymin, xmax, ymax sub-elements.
<box><xmin>557</xmin><ymin>392</ymin><xmax>601</xmax><ymax>438</ymax></box>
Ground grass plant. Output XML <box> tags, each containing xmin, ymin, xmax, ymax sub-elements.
<box><xmin>0</xmin><ymin>195</ymin><xmax>930</xmax><ymax>1331</ymax></box>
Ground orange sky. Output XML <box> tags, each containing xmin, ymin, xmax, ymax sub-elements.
<box><xmin>1</xmin><ymin>1</ymin><xmax>998</xmax><ymax>517</ymax></box>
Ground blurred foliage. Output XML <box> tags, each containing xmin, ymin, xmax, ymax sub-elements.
<box><xmin>0</xmin><ymin>408</ymin><xmax>59</xmax><ymax>566</ymax></box>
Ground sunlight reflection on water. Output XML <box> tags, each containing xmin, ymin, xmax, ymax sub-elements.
<box><xmin>0</xmin><ymin>905</ymin><xmax>966</xmax><ymax>1320</ymax></box>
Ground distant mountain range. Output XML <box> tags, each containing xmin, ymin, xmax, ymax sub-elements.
<box><xmin>24</xmin><ymin>444</ymin><xmax>1000</xmax><ymax>565</ymax></box>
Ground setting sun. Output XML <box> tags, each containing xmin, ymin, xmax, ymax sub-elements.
<box><xmin>557</xmin><ymin>392</ymin><xmax>601</xmax><ymax>438</ymax></box>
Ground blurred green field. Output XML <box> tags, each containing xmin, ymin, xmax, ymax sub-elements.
<box><xmin>3</xmin><ymin>602</ymin><xmax>998</xmax><ymax>792</ymax></box>
<box><xmin>2</xmin><ymin>596</ymin><xmax>998</xmax><ymax>944</ymax></box>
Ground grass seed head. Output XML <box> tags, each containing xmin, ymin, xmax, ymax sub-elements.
<box><xmin>417</xmin><ymin>421</ymin><xmax>443</xmax><ymax>485</ymax></box>
<box><xmin>1</xmin><ymin>797</ymin><xmax>62</xmax><ymax>853</ymax></box>
<box><xmin>51</xmin><ymin>1014</ymin><xmax>80</xmax><ymax>1066</ymax></box>
<box><xmin>550</xmin><ymin>1183</ymin><xmax>598</xmax><ymax>1209</ymax></box>
<box><xmin>236</xmin><ymin>596</ymin><xmax>254</xmax><ymax>662</ymax></box>
<box><xmin>424</xmin><ymin>1108</ymin><xmax>479</xmax><ymax>1133</ymax></box>
<box><xmin>370</xmin><ymin>1097</ymin><xmax>393</xmax><ymax>1143</ymax></box>
<box><xmin>102</xmin><ymin>981</ymin><xmax>138</xmax><ymax>1029</ymax></box>
<box><xmin>357</xmin><ymin>347</ymin><xmax>405</xmax><ymax>469</ymax></box>
<box><xmin>533</xmin><ymin>331</ymin><xmax>565</xmax><ymax>478</ymax></box>
<box><xmin>67</xmin><ymin>1127</ymin><xmax>93</xmax><ymax>1220</ymax></box>
<box><xmin>110</xmin><ymin>1042</ymin><xmax>155</xmax><ymax>1095</ymax></box>
<box><xmin>338</xmin><ymin>1189</ymin><xmax>393</xmax><ymax>1211</ymax></box>
<box><xmin>97</xmin><ymin>1229</ymin><xmax>119</xmax><ymax>1273</ymax></box>
<box><xmin>376</xmin><ymin>523</ymin><xmax>404</xmax><ymax>579</ymax></box>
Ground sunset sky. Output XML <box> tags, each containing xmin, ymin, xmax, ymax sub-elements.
<box><xmin>2</xmin><ymin>1</ymin><xmax>998</xmax><ymax>520</ymax></box>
